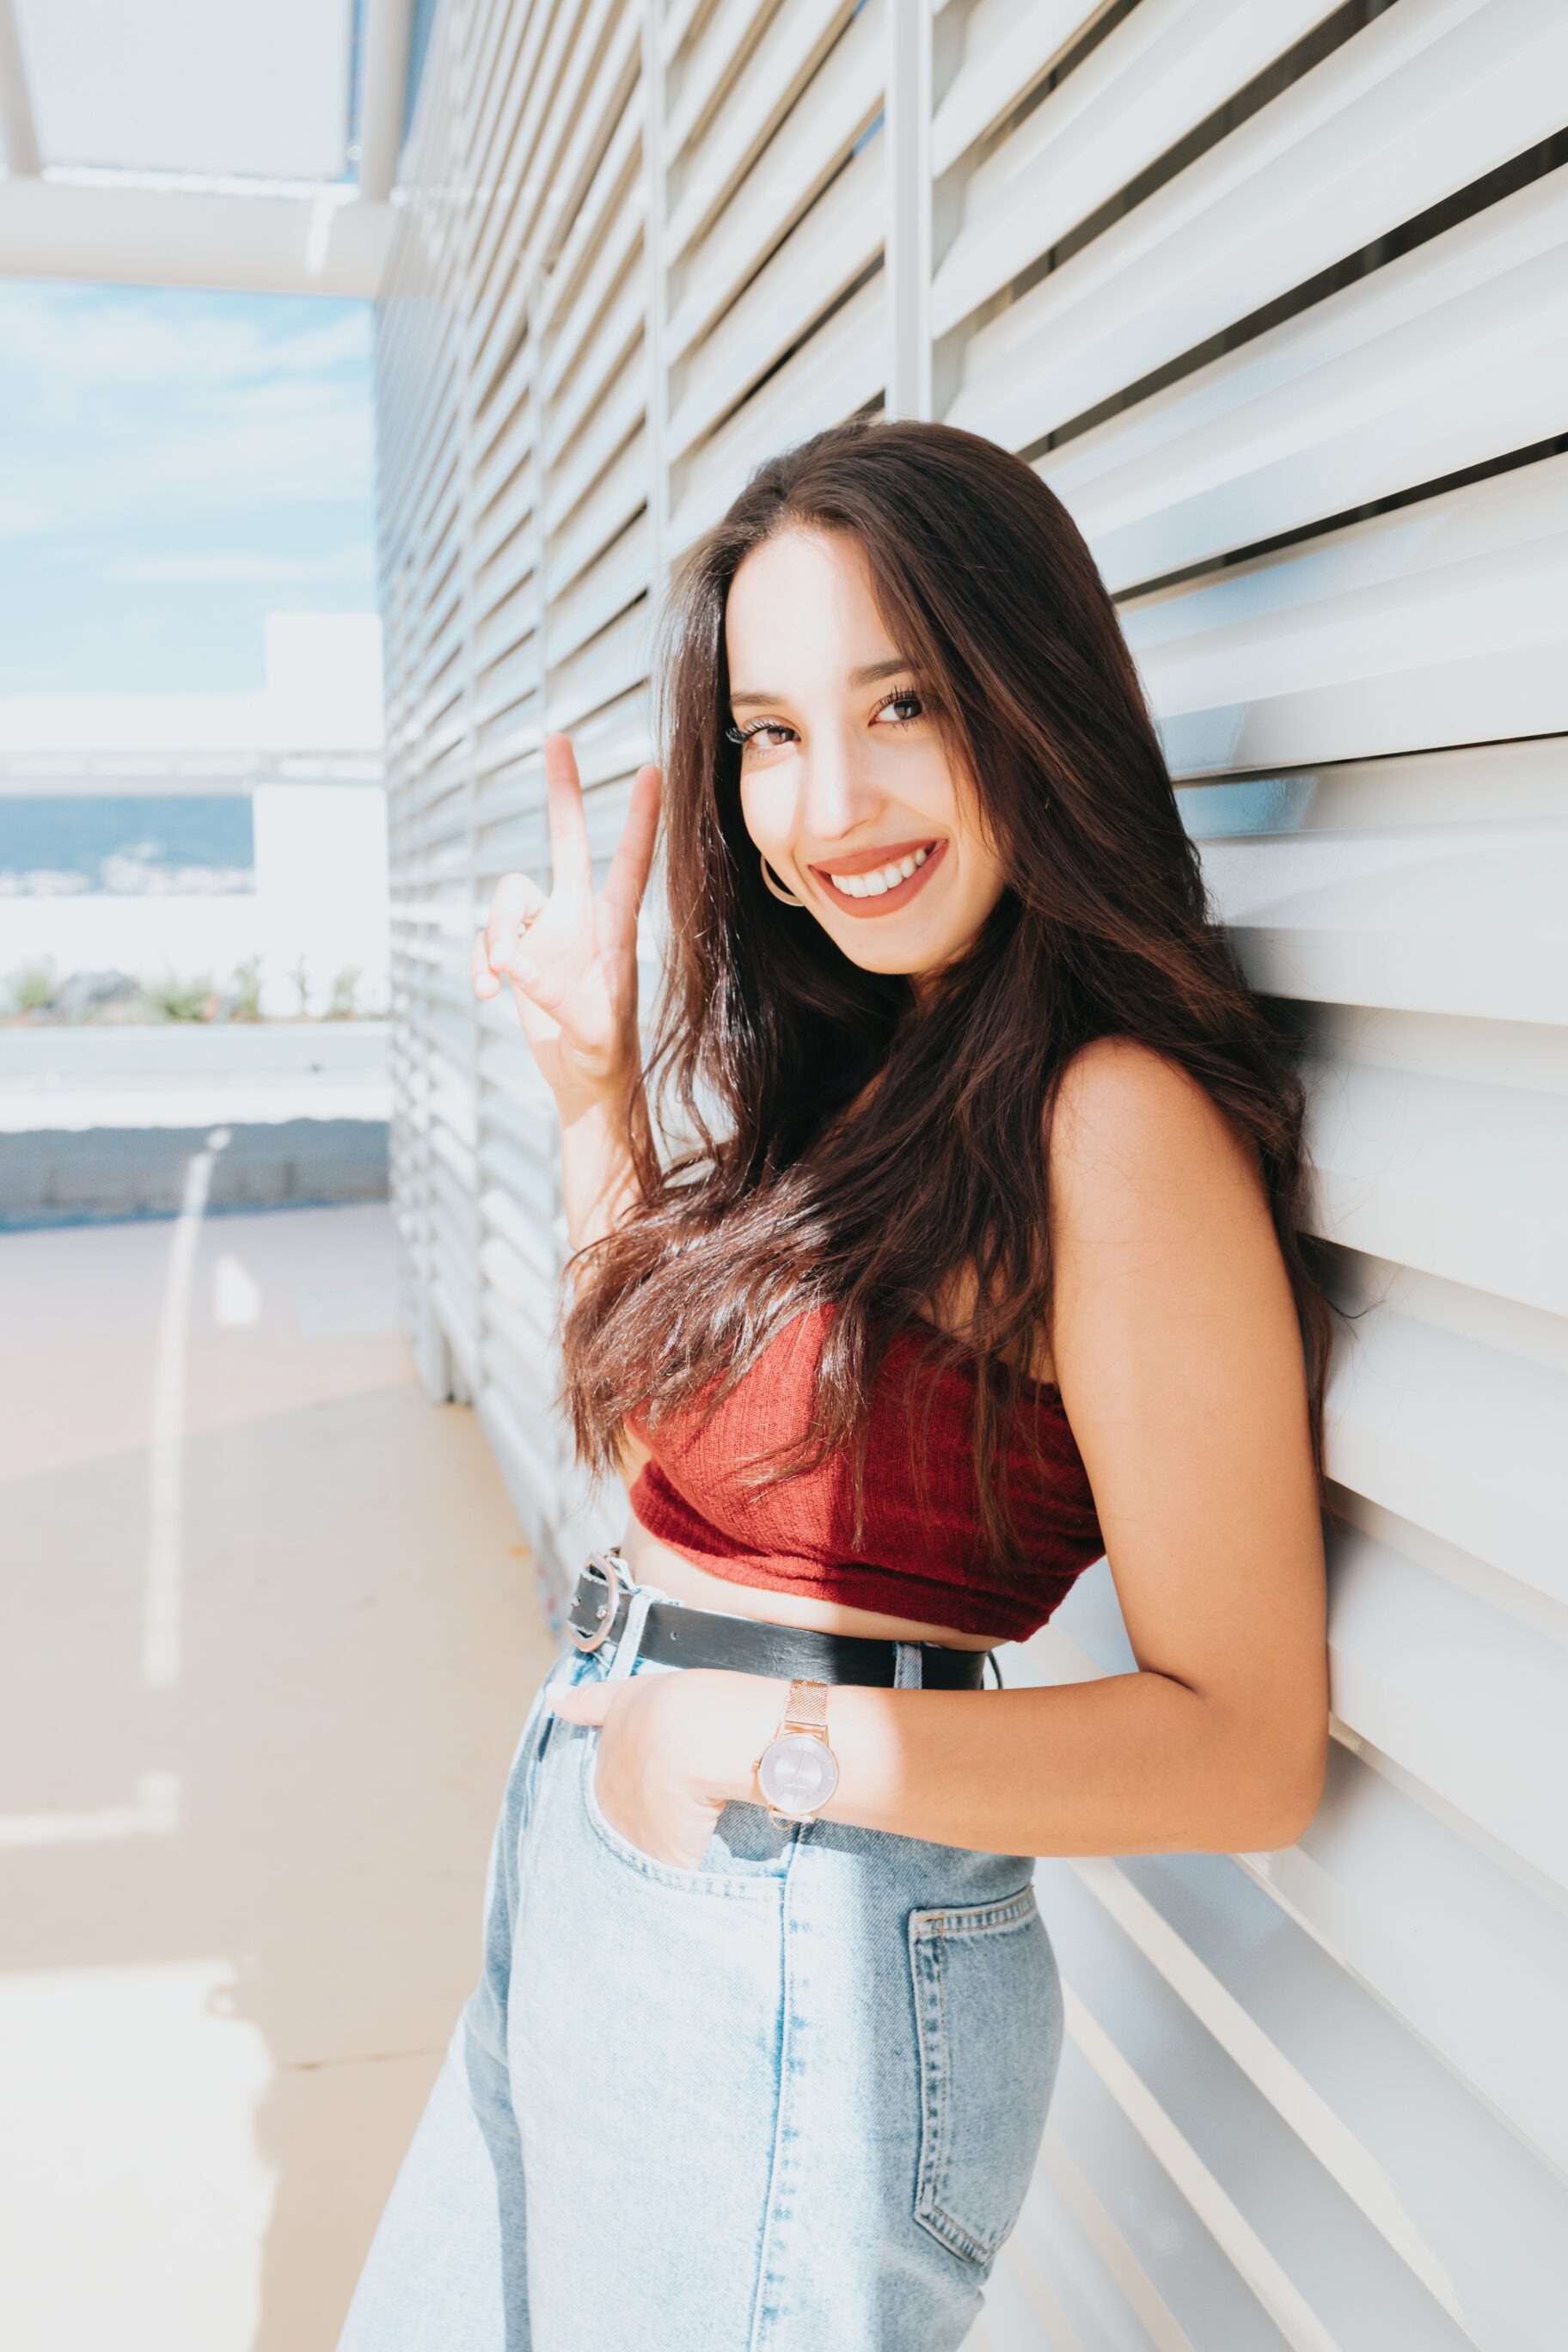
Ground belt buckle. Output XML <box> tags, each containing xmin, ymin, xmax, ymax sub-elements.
<box><xmin>568</xmin><ymin>1548</ymin><xmax>628</xmax><ymax>1652</ymax></box>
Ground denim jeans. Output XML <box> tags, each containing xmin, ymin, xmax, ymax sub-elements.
<box><xmin>337</xmin><ymin>1576</ymin><xmax>1064</xmax><ymax>2351</ymax></box>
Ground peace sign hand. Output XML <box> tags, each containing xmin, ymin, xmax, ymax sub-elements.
<box><xmin>472</xmin><ymin>733</ymin><xmax>662</xmax><ymax>1117</ymax></box>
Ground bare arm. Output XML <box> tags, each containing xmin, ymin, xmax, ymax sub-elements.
<box><xmin>554</xmin><ymin>1037</ymin><xmax>1330</xmax><ymax>1862</ymax></box>
<box><xmin>472</xmin><ymin>731</ymin><xmax>662</xmax><ymax>1480</ymax></box>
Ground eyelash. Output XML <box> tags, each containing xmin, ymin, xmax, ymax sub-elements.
<box><xmin>724</xmin><ymin>687</ymin><xmax>927</xmax><ymax>752</ymax></box>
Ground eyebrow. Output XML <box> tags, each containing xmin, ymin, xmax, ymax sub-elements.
<box><xmin>728</xmin><ymin>656</ymin><xmax>911</xmax><ymax>711</ymax></box>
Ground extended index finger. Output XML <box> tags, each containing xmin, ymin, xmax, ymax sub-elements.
<box><xmin>542</xmin><ymin>732</ymin><xmax>592</xmax><ymax>897</ymax></box>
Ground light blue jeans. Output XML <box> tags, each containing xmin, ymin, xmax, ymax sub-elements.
<box><xmin>337</xmin><ymin>1576</ymin><xmax>1064</xmax><ymax>2351</ymax></box>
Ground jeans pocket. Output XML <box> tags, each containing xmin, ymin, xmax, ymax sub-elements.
<box><xmin>575</xmin><ymin>1727</ymin><xmax>790</xmax><ymax>1895</ymax></box>
<box><xmin>908</xmin><ymin>1883</ymin><xmax>1061</xmax><ymax>2266</ymax></box>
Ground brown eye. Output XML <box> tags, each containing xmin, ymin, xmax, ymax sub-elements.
<box><xmin>726</xmin><ymin>720</ymin><xmax>795</xmax><ymax>752</ymax></box>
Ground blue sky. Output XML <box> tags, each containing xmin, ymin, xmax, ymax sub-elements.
<box><xmin>0</xmin><ymin>280</ymin><xmax>377</xmax><ymax>695</ymax></box>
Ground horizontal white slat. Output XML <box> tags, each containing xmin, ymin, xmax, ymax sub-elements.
<box><xmin>544</xmin><ymin>512</ymin><xmax>652</xmax><ymax>668</ymax></box>
<box><xmin>666</xmin><ymin>137</ymin><xmax>884</xmax><ymax>462</ymax></box>
<box><xmin>663</xmin><ymin>0</ymin><xmax>859</xmax><ymax>268</ymax></box>
<box><xmin>542</xmin><ymin>378</ymin><xmax>648</xmax><ymax>538</ymax></box>
<box><xmin>1020</xmin><ymin>2079</ymin><xmax>1260</xmax><ymax>2349</ymax></box>
<box><xmin>937</xmin><ymin>0</ymin><xmax>1340</xmax><ymax>324</ymax></box>
<box><xmin>542</xmin><ymin>260</ymin><xmax>649</xmax><ymax>480</ymax></box>
<box><xmin>664</xmin><ymin>0</ymin><xmax>882</xmax><ymax>368</ymax></box>
<box><xmin>667</xmin><ymin>270</ymin><xmax>887</xmax><ymax>554</ymax></box>
<box><xmin>1328</xmin><ymin>1526</ymin><xmax>1568</xmax><ymax>1889</ymax></box>
<box><xmin>1056</xmin><ymin>1850</ymin><xmax>1568</xmax><ymax>2338</ymax></box>
<box><xmin>932</xmin><ymin>0</ymin><xmax>1103</xmax><ymax>181</ymax></box>
<box><xmin>477</xmin><ymin>1379</ymin><xmax>563</xmax><ymax>1540</ymax></box>
<box><xmin>534</xmin><ymin>83</ymin><xmax>646</xmax><ymax>366</ymax></box>
<box><xmin>1302</xmin><ymin>1057</ymin><xmax>1568</xmax><ymax>1315</ymax></box>
<box><xmin>479</xmin><ymin>1184</ymin><xmax>557</xmax><ymax>1285</ymax></box>
<box><xmin>1053</xmin><ymin>162</ymin><xmax>1568</xmax><ymax>593</ymax></box>
<box><xmin>470</xmin><ymin>0</ymin><xmax>635</xmax><ymax>371</ymax></box>
<box><xmin>1179</xmin><ymin>735</ymin><xmax>1568</xmax><ymax>842</ymax></box>
<box><xmin>663</xmin><ymin>0</ymin><xmax>770</xmax><ymax>162</ymax></box>
<box><xmin>1199</xmin><ymin>822</ymin><xmax>1568</xmax><ymax>1025</ymax></box>
<box><xmin>1326</xmin><ymin>1292</ymin><xmax>1566</xmax><ymax>1601</ymax></box>
<box><xmin>949</xmin><ymin>0</ymin><xmax>1568</xmax><ymax>449</ymax></box>
<box><xmin>543</xmin><ymin>610</ymin><xmax>652</xmax><ymax>738</ymax></box>
<box><xmin>544</xmin><ymin>432</ymin><xmax>649</xmax><ymax>607</ymax></box>
<box><xmin>1137</xmin><ymin>452</ymin><xmax>1568</xmax><ymax>775</ymax></box>
<box><xmin>1047</xmin><ymin>1919</ymin><xmax>1470</xmax><ymax>2348</ymax></box>
<box><xmin>1021</xmin><ymin>1563</ymin><xmax>1568</xmax><ymax>2177</ymax></box>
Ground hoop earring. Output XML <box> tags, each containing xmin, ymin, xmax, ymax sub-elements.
<box><xmin>759</xmin><ymin>853</ymin><xmax>808</xmax><ymax>909</ymax></box>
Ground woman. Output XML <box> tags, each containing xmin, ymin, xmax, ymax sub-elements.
<box><xmin>339</xmin><ymin>417</ymin><xmax>1331</xmax><ymax>2351</ymax></box>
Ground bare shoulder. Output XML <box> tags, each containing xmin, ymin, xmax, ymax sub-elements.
<box><xmin>1044</xmin><ymin>1037</ymin><xmax>1304</xmax><ymax>1430</ymax></box>
<box><xmin>1051</xmin><ymin>1031</ymin><xmax>1259</xmax><ymax>1195</ymax></box>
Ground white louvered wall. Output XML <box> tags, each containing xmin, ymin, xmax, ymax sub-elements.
<box><xmin>372</xmin><ymin>2</ymin><xmax>1568</xmax><ymax>2342</ymax></box>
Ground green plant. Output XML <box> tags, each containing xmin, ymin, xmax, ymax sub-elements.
<box><xmin>225</xmin><ymin>956</ymin><xmax>263</xmax><ymax>1021</ymax></box>
<box><xmin>288</xmin><ymin>955</ymin><xmax>312</xmax><ymax>1018</ymax></box>
<box><xmin>137</xmin><ymin>971</ymin><xmax>215</xmax><ymax>1023</ymax></box>
<box><xmin>8</xmin><ymin>960</ymin><xmax>55</xmax><ymax>1015</ymax></box>
<box><xmin>326</xmin><ymin>964</ymin><xmax>361</xmax><ymax>1020</ymax></box>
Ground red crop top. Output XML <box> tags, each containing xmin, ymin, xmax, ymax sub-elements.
<box><xmin>627</xmin><ymin>1303</ymin><xmax>1104</xmax><ymax>1642</ymax></box>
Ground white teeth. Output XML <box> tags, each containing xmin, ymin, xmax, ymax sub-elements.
<box><xmin>827</xmin><ymin>846</ymin><xmax>934</xmax><ymax>897</ymax></box>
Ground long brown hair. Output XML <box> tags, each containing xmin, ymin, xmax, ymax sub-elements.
<box><xmin>562</xmin><ymin>415</ymin><xmax>1332</xmax><ymax>1567</ymax></box>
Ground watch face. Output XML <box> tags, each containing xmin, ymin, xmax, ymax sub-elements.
<box><xmin>757</xmin><ymin>1731</ymin><xmax>839</xmax><ymax>1817</ymax></box>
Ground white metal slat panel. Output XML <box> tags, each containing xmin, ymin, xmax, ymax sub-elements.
<box><xmin>1024</xmin><ymin>1577</ymin><xmax>1568</xmax><ymax>2324</ymax></box>
<box><xmin>1048</xmin><ymin>162</ymin><xmax>1568</xmax><ymax>594</ymax></box>
<box><xmin>666</xmin><ymin>136</ymin><xmax>885</xmax><ymax>463</ymax></box>
<box><xmin>663</xmin><ymin>0</ymin><xmax>883</xmax><ymax>371</ymax></box>
<box><xmin>1131</xmin><ymin>454</ymin><xmax>1568</xmax><ymax>778</ymax></box>
<box><xmin>377</xmin><ymin>3</ymin><xmax>1568</xmax><ymax>2342</ymax></box>
<box><xmin>934</xmin><ymin>0</ymin><xmax>1346</xmax><ymax>300</ymax></box>
<box><xmin>668</xmin><ymin>268</ymin><xmax>889</xmax><ymax>554</ymax></box>
<box><xmin>946</xmin><ymin>0</ymin><xmax>1568</xmax><ymax>450</ymax></box>
<box><xmin>660</xmin><ymin>0</ymin><xmax>860</xmax><ymax>267</ymax></box>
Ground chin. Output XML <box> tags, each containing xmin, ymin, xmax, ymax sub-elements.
<box><xmin>830</xmin><ymin>925</ymin><xmax>966</xmax><ymax>980</ymax></box>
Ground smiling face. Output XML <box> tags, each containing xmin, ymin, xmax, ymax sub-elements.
<box><xmin>724</xmin><ymin>527</ymin><xmax>1008</xmax><ymax>981</ymax></box>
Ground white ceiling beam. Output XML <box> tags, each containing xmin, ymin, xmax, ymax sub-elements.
<box><xmin>0</xmin><ymin>0</ymin><xmax>41</xmax><ymax>176</ymax></box>
<box><xmin>357</xmin><ymin>0</ymin><xmax>414</xmax><ymax>204</ymax></box>
<box><xmin>0</xmin><ymin>177</ymin><xmax>395</xmax><ymax>297</ymax></box>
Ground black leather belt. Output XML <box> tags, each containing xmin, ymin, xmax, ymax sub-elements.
<box><xmin>566</xmin><ymin>1551</ymin><xmax>995</xmax><ymax>1690</ymax></box>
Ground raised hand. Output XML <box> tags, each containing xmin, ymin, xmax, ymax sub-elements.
<box><xmin>472</xmin><ymin>732</ymin><xmax>662</xmax><ymax>1114</ymax></box>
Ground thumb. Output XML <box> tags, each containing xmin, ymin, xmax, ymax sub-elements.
<box><xmin>545</xmin><ymin>1676</ymin><xmax>613</xmax><ymax>1725</ymax></box>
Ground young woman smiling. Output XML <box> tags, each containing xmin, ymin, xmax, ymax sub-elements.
<box><xmin>338</xmin><ymin>418</ymin><xmax>1332</xmax><ymax>2352</ymax></box>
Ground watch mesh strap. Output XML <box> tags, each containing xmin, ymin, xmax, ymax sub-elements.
<box><xmin>781</xmin><ymin>1677</ymin><xmax>829</xmax><ymax>1732</ymax></box>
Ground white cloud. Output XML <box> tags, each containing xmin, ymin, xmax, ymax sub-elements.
<box><xmin>0</xmin><ymin>282</ymin><xmax>374</xmax><ymax>540</ymax></box>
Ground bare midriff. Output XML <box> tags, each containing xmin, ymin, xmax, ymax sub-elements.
<box><xmin>617</xmin><ymin>1513</ymin><xmax>1001</xmax><ymax>1651</ymax></box>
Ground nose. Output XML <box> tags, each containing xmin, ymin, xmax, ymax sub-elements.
<box><xmin>796</xmin><ymin>721</ymin><xmax>881</xmax><ymax>847</ymax></box>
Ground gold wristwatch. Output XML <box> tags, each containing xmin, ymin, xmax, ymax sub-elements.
<box><xmin>754</xmin><ymin>1678</ymin><xmax>840</xmax><ymax>1824</ymax></box>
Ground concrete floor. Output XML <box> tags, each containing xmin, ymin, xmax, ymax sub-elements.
<box><xmin>0</xmin><ymin>1199</ymin><xmax>556</xmax><ymax>2352</ymax></box>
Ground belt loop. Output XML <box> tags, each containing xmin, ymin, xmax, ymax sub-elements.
<box><xmin>893</xmin><ymin>1639</ymin><xmax>923</xmax><ymax>1690</ymax></box>
<box><xmin>603</xmin><ymin>1580</ymin><xmax>658</xmax><ymax>1681</ymax></box>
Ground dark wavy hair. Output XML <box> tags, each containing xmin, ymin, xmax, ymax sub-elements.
<box><xmin>560</xmin><ymin>415</ymin><xmax>1332</xmax><ymax>1564</ymax></box>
